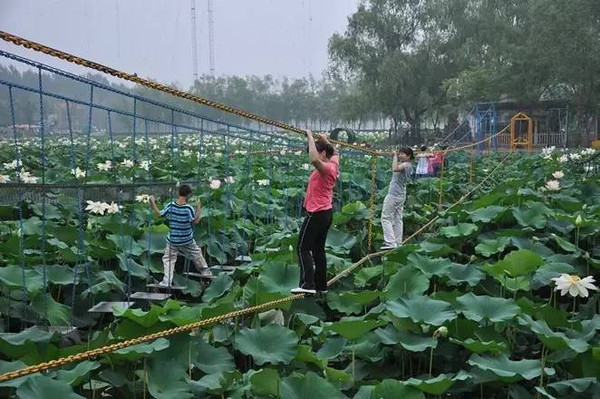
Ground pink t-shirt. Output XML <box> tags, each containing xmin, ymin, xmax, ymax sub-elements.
<box><xmin>304</xmin><ymin>155</ymin><xmax>339</xmax><ymax>212</ymax></box>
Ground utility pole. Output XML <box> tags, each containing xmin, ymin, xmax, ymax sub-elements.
<box><xmin>191</xmin><ymin>0</ymin><xmax>199</xmax><ymax>82</ymax></box>
<box><xmin>207</xmin><ymin>0</ymin><xmax>215</xmax><ymax>76</ymax></box>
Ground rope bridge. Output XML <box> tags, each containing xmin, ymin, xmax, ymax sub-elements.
<box><xmin>0</xmin><ymin>31</ymin><xmax>513</xmax><ymax>383</ymax></box>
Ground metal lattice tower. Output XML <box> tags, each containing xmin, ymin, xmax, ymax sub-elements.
<box><xmin>191</xmin><ymin>0</ymin><xmax>199</xmax><ymax>81</ymax></box>
<box><xmin>207</xmin><ymin>0</ymin><xmax>215</xmax><ymax>76</ymax></box>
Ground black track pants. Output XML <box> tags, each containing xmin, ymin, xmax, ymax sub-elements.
<box><xmin>297</xmin><ymin>209</ymin><xmax>333</xmax><ymax>291</ymax></box>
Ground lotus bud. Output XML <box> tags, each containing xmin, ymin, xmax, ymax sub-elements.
<box><xmin>575</xmin><ymin>215</ymin><xmax>583</xmax><ymax>226</ymax></box>
<box><xmin>289</xmin><ymin>245</ymin><xmax>294</xmax><ymax>252</ymax></box>
<box><xmin>433</xmin><ymin>326</ymin><xmax>448</xmax><ymax>338</ymax></box>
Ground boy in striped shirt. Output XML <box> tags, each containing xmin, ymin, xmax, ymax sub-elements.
<box><xmin>149</xmin><ymin>184</ymin><xmax>213</xmax><ymax>287</ymax></box>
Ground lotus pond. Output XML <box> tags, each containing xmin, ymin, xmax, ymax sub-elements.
<box><xmin>0</xmin><ymin>137</ymin><xmax>599</xmax><ymax>398</ymax></box>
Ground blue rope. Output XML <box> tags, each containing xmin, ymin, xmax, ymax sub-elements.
<box><xmin>37</xmin><ymin>67</ymin><xmax>49</xmax><ymax>325</ymax></box>
<box><xmin>9</xmin><ymin>86</ymin><xmax>28</xmax><ymax>329</ymax></box>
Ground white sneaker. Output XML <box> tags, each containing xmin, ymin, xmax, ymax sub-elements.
<box><xmin>158</xmin><ymin>280</ymin><xmax>171</xmax><ymax>288</ymax></box>
<box><xmin>380</xmin><ymin>244</ymin><xmax>396</xmax><ymax>250</ymax></box>
<box><xmin>290</xmin><ymin>287</ymin><xmax>316</xmax><ymax>295</ymax></box>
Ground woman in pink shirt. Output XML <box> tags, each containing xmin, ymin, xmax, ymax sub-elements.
<box><xmin>291</xmin><ymin>131</ymin><xmax>339</xmax><ymax>295</ymax></box>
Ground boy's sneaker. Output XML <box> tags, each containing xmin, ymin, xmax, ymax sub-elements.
<box><xmin>158</xmin><ymin>280</ymin><xmax>171</xmax><ymax>288</ymax></box>
<box><xmin>290</xmin><ymin>287</ymin><xmax>316</xmax><ymax>295</ymax></box>
<box><xmin>380</xmin><ymin>244</ymin><xmax>396</xmax><ymax>250</ymax></box>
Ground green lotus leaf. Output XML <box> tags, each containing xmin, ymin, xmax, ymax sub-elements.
<box><xmin>407</xmin><ymin>253</ymin><xmax>452</xmax><ymax>277</ymax></box>
<box><xmin>405</xmin><ymin>372</ymin><xmax>469</xmax><ymax>395</ymax></box>
<box><xmin>113</xmin><ymin>338</ymin><xmax>170</xmax><ymax>361</ymax></box>
<box><xmin>518</xmin><ymin>315</ymin><xmax>590</xmax><ymax>353</ymax></box>
<box><xmin>536</xmin><ymin>377</ymin><xmax>598</xmax><ymax>397</ymax></box>
<box><xmin>371</xmin><ymin>379</ymin><xmax>424</xmax><ymax>399</ymax></box>
<box><xmin>0</xmin><ymin>265</ymin><xmax>44</xmax><ymax>294</ymax></box>
<box><xmin>189</xmin><ymin>371</ymin><xmax>239</xmax><ymax>395</ymax></box>
<box><xmin>0</xmin><ymin>359</ymin><xmax>36</xmax><ymax>388</ymax></box>
<box><xmin>326</xmin><ymin>228</ymin><xmax>357</xmax><ymax>254</ymax></box>
<box><xmin>418</xmin><ymin>240</ymin><xmax>456</xmax><ymax>257</ymax></box>
<box><xmin>456</xmin><ymin>293</ymin><xmax>521</xmax><ymax>323</ymax></box>
<box><xmin>235</xmin><ymin>325</ymin><xmax>298</xmax><ymax>365</ymax></box>
<box><xmin>550</xmin><ymin>233</ymin><xmax>578</xmax><ymax>253</ymax></box>
<box><xmin>468</xmin><ymin>354</ymin><xmax>555</xmax><ymax>382</ymax></box>
<box><xmin>484</xmin><ymin>249</ymin><xmax>543</xmax><ymax>278</ymax></box>
<box><xmin>279</xmin><ymin>371</ymin><xmax>343</xmax><ymax>399</ymax></box>
<box><xmin>55</xmin><ymin>361</ymin><xmax>100</xmax><ymax>386</ymax></box>
<box><xmin>512</xmin><ymin>202</ymin><xmax>551</xmax><ymax>229</ymax></box>
<box><xmin>250</xmin><ymin>368</ymin><xmax>280</xmax><ymax>397</ymax></box>
<box><xmin>326</xmin><ymin>290</ymin><xmax>380</xmax><ymax>315</ymax></box>
<box><xmin>443</xmin><ymin>263</ymin><xmax>485</xmax><ymax>287</ymax></box>
<box><xmin>317</xmin><ymin>337</ymin><xmax>347</xmax><ymax>360</ymax></box>
<box><xmin>192</xmin><ymin>339</ymin><xmax>235</xmax><ymax>374</ymax></box>
<box><xmin>324</xmin><ymin>366</ymin><xmax>353</xmax><ymax>387</ymax></box>
<box><xmin>329</xmin><ymin>319</ymin><xmax>386</xmax><ymax>341</ymax></box>
<box><xmin>202</xmin><ymin>273</ymin><xmax>234</xmax><ymax>303</ymax></box>
<box><xmin>258</xmin><ymin>261</ymin><xmax>298</xmax><ymax>294</ymax></box>
<box><xmin>440</xmin><ymin>223</ymin><xmax>478</xmax><ymax>238</ymax></box>
<box><xmin>354</xmin><ymin>265</ymin><xmax>383</xmax><ymax>288</ymax></box>
<box><xmin>30</xmin><ymin>293</ymin><xmax>71</xmax><ymax>326</ymax></box>
<box><xmin>450</xmin><ymin>338</ymin><xmax>508</xmax><ymax>354</ymax></box>
<box><xmin>475</xmin><ymin>236</ymin><xmax>511</xmax><ymax>257</ymax></box>
<box><xmin>397</xmin><ymin>331</ymin><xmax>438</xmax><ymax>352</ymax></box>
<box><xmin>16</xmin><ymin>375</ymin><xmax>84</xmax><ymax>399</ymax></box>
<box><xmin>295</xmin><ymin>344</ymin><xmax>324</xmax><ymax>367</ymax></box>
<box><xmin>383</xmin><ymin>266</ymin><xmax>430</xmax><ymax>300</ymax></box>
<box><xmin>386</xmin><ymin>296</ymin><xmax>457</xmax><ymax>326</ymax></box>
<box><xmin>470</xmin><ymin>205</ymin><xmax>507</xmax><ymax>223</ymax></box>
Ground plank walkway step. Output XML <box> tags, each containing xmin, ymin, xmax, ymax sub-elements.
<box><xmin>211</xmin><ymin>265</ymin><xmax>236</xmax><ymax>272</ymax></box>
<box><xmin>147</xmin><ymin>283</ymin><xmax>186</xmax><ymax>290</ymax></box>
<box><xmin>234</xmin><ymin>255</ymin><xmax>252</xmax><ymax>263</ymax></box>
<box><xmin>130</xmin><ymin>292</ymin><xmax>172</xmax><ymax>301</ymax></box>
<box><xmin>47</xmin><ymin>326</ymin><xmax>77</xmax><ymax>335</ymax></box>
<box><xmin>88</xmin><ymin>301</ymin><xmax>134</xmax><ymax>313</ymax></box>
<box><xmin>183</xmin><ymin>272</ymin><xmax>216</xmax><ymax>280</ymax></box>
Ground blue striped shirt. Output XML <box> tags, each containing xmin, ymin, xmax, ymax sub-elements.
<box><xmin>160</xmin><ymin>202</ymin><xmax>195</xmax><ymax>245</ymax></box>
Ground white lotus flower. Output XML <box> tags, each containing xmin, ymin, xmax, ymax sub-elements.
<box><xmin>569</xmin><ymin>153</ymin><xmax>581</xmax><ymax>161</ymax></box>
<box><xmin>85</xmin><ymin>200</ymin><xmax>108</xmax><ymax>215</ymax></box>
<box><xmin>559</xmin><ymin>155</ymin><xmax>568</xmax><ymax>163</ymax></box>
<box><xmin>3</xmin><ymin>160</ymin><xmax>21</xmax><ymax>170</ymax></box>
<box><xmin>551</xmin><ymin>274</ymin><xmax>598</xmax><ymax>298</ymax></box>
<box><xmin>224</xmin><ymin>176</ymin><xmax>235</xmax><ymax>184</ymax></box>
<box><xmin>210</xmin><ymin>179</ymin><xmax>221</xmax><ymax>190</ymax></box>
<box><xmin>552</xmin><ymin>171</ymin><xmax>564</xmax><ymax>179</ymax></box>
<box><xmin>0</xmin><ymin>174</ymin><xmax>10</xmax><ymax>183</ymax></box>
<box><xmin>121</xmin><ymin>159</ymin><xmax>134</xmax><ymax>168</ymax></box>
<box><xmin>545</xmin><ymin>180</ymin><xmax>560</xmax><ymax>191</ymax></box>
<box><xmin>183</xmin><ymin>150</ymin><xmax>192</xmax><ymax>157</ymax></box>
<box><xmin>118</xmin><ymin>142</ymin><xmax>127</xmax><ymax>149</ymax></box>
<box><xmin>71</xmin><ymin>167</ymin><xmax>86</xmax><ymax>179</ymax></box>
<box><xmin>18</xmin><ymin>171</ymin><xmax>37</xmax><ymax>184</ymax></box>
<box><xmin>280</xmin><ymin>150</ymin><xmax>286</xmax><ymax>155</ymax></box>
<box><xmin>97</xmin><ymin>160</ymin><xmax>112</xmax><ymax>171</ymax></box>
<box><xmin>136</xmin><ymin>194</ymin><xmax>150</xmax><ymax>203</ymax></box>
<box><xmin>294</xmin><ymin>150</ymin><xmax>302</xmax><ymax>156</ymax></box>
<box><xmin>257</xmin><ymin>179</ymin><xmax>270</xmax><ymax>186</ymax></box>
<box><xmin>584</xmin><ymin>165</ymin><xmax>594</xmax><ymax>173</ymax></box>
<box><xmin>140</xmin><ymin>160</ymin><xmax>151</xmax><ymax>171</ymax></box>
<box><xmin>302</xmin><ymin>163</ymin><xmax>310</xmax><ymax>170</ymax></box>
<box><xmin>105</xmin><ymin>202</ymin><xmax>119</xmax><ymax>214</ymax></box>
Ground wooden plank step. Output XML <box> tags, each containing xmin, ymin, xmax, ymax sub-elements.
<box><xmin>130</xmin><ymin>292</ymin><xmax>172</xmax><ymax>301</ymax></box>
<box><xmin>88</xmin><ymin>301</ymin><xmax>134</xmax><ymax>313</ymax></box>
<box><xmin>211</xmin><ymin>265</ymin><xmax>237</xmax><ymax>272</ymax></box>
<box><xmin>47</xmin><ymin>326</ymin><xmax>77</xmax><ymax>335</ymax></box>
<box><xmin>183</xmin><ymin>272</ymin><xmax>216</xmax><ymax>280</ymax></box>
<box><xmin>147</xmin><ymin>283</ymin><xmax>186</xmax><ymax>290</ymax></box>
<box><xmin>234</xmin><ymin>255</ymin><xmax>252</xmax><ymax>263</ymax></box>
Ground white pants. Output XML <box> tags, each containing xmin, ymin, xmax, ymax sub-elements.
<box><xmin>162</xmin><ymin>241</ymin><xmax>208</xmax><ymax>284</ymax></box>
<box><xmin>381</xmin><ymin>194</ymin><xmax>406</xmax><ymax>247</ymax></box>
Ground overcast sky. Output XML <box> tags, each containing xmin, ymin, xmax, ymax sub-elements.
<box><xmin>0</xmin><ymin>0</ymin><xmax>358</xmax><ymax>88</ymax></box>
